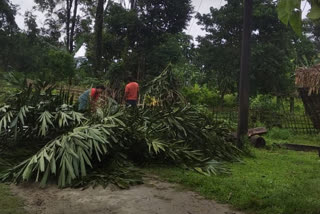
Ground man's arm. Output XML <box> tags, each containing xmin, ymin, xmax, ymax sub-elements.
<box><xmin>137</xmin><ymin>85</ymin><xmax>139</xmax><ymax>98</ymax></box>
<box><xmin>124</xmin><ymin>85</ymin><xmax>129</xmax><ymax>100</ymax></box>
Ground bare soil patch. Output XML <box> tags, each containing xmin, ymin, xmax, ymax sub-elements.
<box><xmin>10</xmin><ymin>177</ymin><xmax>243</xmax><ymax>214</ymax></box>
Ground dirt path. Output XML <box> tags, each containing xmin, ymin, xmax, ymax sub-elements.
<box><xmin>10</xmin><ymin>177</ymin><xmax>244</xmax><ymax>214</ymax></box>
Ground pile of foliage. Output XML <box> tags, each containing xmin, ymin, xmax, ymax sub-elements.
<box><xmin>0</xmin><ymin>70</ymin><xmax>241</xmax><ymax>188</ymax></box>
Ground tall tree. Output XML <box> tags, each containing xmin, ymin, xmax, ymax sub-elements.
<box><xmin>130</xmin><ymin>0</ymin><xmax>136</xmax><ymax>9</ymax></box>
<box><xmin>41</xmin><ymin>17</ymin><xmax>63</xmax><ymax>46</ymax></box>
<box><xmin>133</xmin><ymin>0</ymin><xmax>193</xmax><ymax>79</ymax></box>
<box><xmin>0</xmin><ymin>0</ymin><xmax>17</xmax><ymax>71</ymax></box>
<box><xmin>66</xmin><ymin>0</ymin><xmax>72</xmax><ymax>51</ymax></box>
<box><xmin>69</xmin><ymin>0</ymin><xmax>78</xmax><ymax>52</ymax></box>
<box><xmin>304</xmin><ymin>18</ymin><xmax>320</xmax><ymax>52</ymax></box>
<box><xmin>24</xmin><ymin>11</ymin><xmax>40</xmax><ymax>38</ymax></box>
<box><xmin>86</xmin><ymin>0</ymin><xmax>193</xmax><ymax>79</ymax></box>
<box><xmin>34</xmin><ymin>0</ymin><xmax>80</xmax><ymax>52</ymax></box>
<box><xmin>94</xmin><ymin>0</ymin><xmax>105</xmax><ymax>74</ymax></box>
<box><xmin>195</xmin><ymin>0</ymin><xmax>242</xmax><ymax>98</ymax></box>
<box><xmin>196</xmin><ymin>0</ymin><xmax>315</xmax><ymax>98</ymax></box>
<box><xmin>0</xmin><ymin>0</ymin><xmax>17</xmax><ymax>30</ymax></box>
<box><xmin>136</xmin><ymin>0</ymin><xmax>192</xmax><ymax>34</ymax></box>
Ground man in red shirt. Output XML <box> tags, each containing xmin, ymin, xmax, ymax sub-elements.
<box><xmin>78</xmin><ymin>85</ymin><xmax>105</xmax><ymax>111</ymax></box>
<box><xmin>125</xmin><ymin>76</ymin><xmax>139</xmax><ymax>107</ymax></box>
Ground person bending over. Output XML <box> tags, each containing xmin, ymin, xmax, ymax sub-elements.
<box><xmin>78</xmin><ymin>85</ymin><xmax>105</xmax><ymax>111</ymax></box>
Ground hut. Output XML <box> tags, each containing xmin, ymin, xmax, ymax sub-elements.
<box><xmin>295</xmin><ymin>64</ymin><xmax>320</xmax><ymax>129</ymax></box>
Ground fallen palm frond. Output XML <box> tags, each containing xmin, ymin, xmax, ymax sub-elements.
<box><xmin>1</xmin><ymin>124</ymin><xmax>121</xmax><ymax>187</ymax></box>
<box><xmin>0</xmin><ymin>104</ymin><xmax>87</xmax><ymax>142</ymax></box>
<box><xmin>142</xmin><ymin>64</ymin><xmax>186</xmax><ymax>107</ymax></box>
<box><xmin>1</xmin><ymin>102</ymin><xmax>240</xmax><ymax>187</ymax></box>
<box><xmin>1</xmin><ymin>68</ymin><xmax>242</xmax><ymax>188</ymax></box>
<box><xmin>71</xmin><ymin>157</ymin><xmax>143</xmax><ymax>189</ymax></box>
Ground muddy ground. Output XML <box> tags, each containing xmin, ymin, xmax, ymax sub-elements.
<box><xmin>10</xmin><ymin>177</ymin><xmax>244</xmax><ymax>214</ymax></box>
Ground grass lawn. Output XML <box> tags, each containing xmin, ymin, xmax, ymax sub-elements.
<box><xmin>147</xmin><ymin>148</ymin><xmax>320</xmax><ymax>214</ymax></box>
<box><xmin>0</xmin><ymin>161</ymin><xmax>26</xmax><ymax>214</ymax></box>
<box><xmin>265</xmin><ymin>127</ymin><xmax>320</xmax><ymax>146</ymax></box>
<box><xmin>267</xmin><ymin>134</ymin><xmax>320</xmax><ymax>146</ymax></box>
<box><xmin>0</xmin><ymin>183</ymin><xmax>25</xmax><ymax>214</ymax></box>
<box><xmin>0</xmin><ymin>120</ymin><xmax>319</xmax><ymax>214</ymax></box>
<box><xmin>0</xmin><ymin>146</ymin><xmax>32</xmax><ymax>214</ymax></box>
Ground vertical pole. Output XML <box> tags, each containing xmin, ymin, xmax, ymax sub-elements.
<box><xmin>290</xmin><ymin>97</ymin><xmax>294</xmax><ymax>113</ymax></box>
<box><xmin>94</xmin><ymin>0</ymin><xmax>104</xmax><ymax>75</ymax></box>
<box><xmin>237</xmin><ymin>0</ymin><xmax>253</xmax><ymax>148</ymax></box>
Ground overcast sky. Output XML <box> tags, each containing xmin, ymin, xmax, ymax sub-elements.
<box><xmin>10</xmin><ymin>0</ymin><xmax>311</xmax><ymax>56</ymax></box>
<box><xmin>11</xmin><ymin>0</ymin><xmax>225</xmax><ymax>38</ymax></box>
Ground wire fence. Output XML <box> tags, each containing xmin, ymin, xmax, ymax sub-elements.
<box><xmin>57</xmin><ymin>86</ymin><xmax>124</xmax><ymax>104</ymax></box>
<box><xmin>212</xmin><ymin>107</ymin><xmax>318</xmax><ymax>135</ymax></box>
<box><xmin>59</xmin><ymin>86</ymin><xmax>319</xmax><ymax>135</ymax></box>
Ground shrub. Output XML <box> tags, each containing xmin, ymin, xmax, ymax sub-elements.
<box><xmin>250</xmin><ymin>94</ymin><xmax>278</xmax><ymax>111</ymax></box>
<box><xmin>267</xmin><ymin>127</ymin><xmax>292</xmax><ymax>140</ymax></box>
<box><xmin>223</xmin><ymin>94</ymin><xmax>237</xmax><ymax>107</ymax></box>
<box><xmin>183</xmin><ymin>84</ymin><xmax>220</xmax><ymax>107</ymax></box>
<box><xmin>183</xmin><ymin>85</ymin><xmax>237</xmax><ymax>108</ymax></box>
<box><xmin>250</xmin><ymin>95</ymin><xmax>282</xmax><ymax>128</ymax></box>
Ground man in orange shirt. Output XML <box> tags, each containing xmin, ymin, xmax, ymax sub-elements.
<box><xmin>125</xmin><ymin>76</ymin><xmax>139</xmax><ymax>107</ymax></box>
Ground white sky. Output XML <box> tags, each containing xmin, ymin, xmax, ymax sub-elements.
<box><xmin>11</xmin><ymin>0</ymin><xmax>311</xmax><ymax>57</ymax></box>
<box><xmin>12</xmin><ymin>0</ymin><xmax>225</xmax><ymax>38</ymax></box>
<box><xmin>12</xmin><ymin>0</ymin><xmax>45</xmax><ymax>28</ymax></box>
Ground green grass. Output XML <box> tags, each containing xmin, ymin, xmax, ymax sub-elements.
<box><xmin>146</xmin><ymin>149</ymin><xmax>320</xmax><ymax>214</ymax></box>
<box><xmin>0</xmin><ymin>146</ymin><xmax>34</xmax><ymax>214</ymax></box>
<box><xmin>0</xmin><ymin>165</ymin><xmax>26</xmax><ymax>214</ymax></box>
<box><xmin>265</xmin><ymin>127</ymin><xmax>320</xmax><ymax>146</ymax></box>
<box><xmin>0</xmin><ymin>77</ymin><xmax>32</xmax><ymax>213</ymax></box>
<box><xmin>0</xmin><ymin>183</ymin><xmax>26</xmax><ymax>214</ymax></box>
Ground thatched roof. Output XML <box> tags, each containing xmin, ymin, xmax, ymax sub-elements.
<box><xmin>295</xmin><ymin>64</ymin><xmax>320</xmax><ymax>95</ymax></box>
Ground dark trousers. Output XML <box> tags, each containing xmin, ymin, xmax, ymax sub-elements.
<box><xmin>126</xmin><ymin>100</ymin><xmax>137</xmax><ymax>107</ymax></box>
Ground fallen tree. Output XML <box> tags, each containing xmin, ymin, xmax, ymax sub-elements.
<box><xmin>0</xmin><ymin>67</ymin><xmax>241</xmax><ymax>188</ymax></box>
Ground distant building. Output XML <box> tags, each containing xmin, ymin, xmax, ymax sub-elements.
<box><xmin>74</xmin><ymin>56</ymin><xmax>88</xmax><ymax>68</ymax></box>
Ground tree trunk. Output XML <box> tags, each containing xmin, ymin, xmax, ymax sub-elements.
<box><xmin>219</xmin><ymin>88</ymin><xmax>226</xmax><ymax>106</ymax></box>
<box><xmin>66</xmin><ymin>0</ymin><xmax>73</xmax><ymax>52</ymax></box>
<box><xmin>69</xmin><ymin>0</ymin><xmax>78</xmax><ymax>53</ymax></box>
<box><xmin>130</xmin><ymin>0</ymin><xmax>137</xmax><ymax>9</ymax></box>
<box><xmin>104</xmin><ymin>0</ymin><xmax>110</xmax><ymax>11</ymax></box>
<box><xmin>94</xmin><ymin>0</ymin><xmax>104</xmax><ymax>74</ymax></box>
<box><xmin>237</xmin><ymin>0</ymin><xmax>253</xmax><ymax>148</ymax></box>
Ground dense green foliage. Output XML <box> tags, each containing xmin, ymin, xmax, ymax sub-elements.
<box><xmin>87</xmin><ymin>0</ymin><xmax>193</xmax><ymax>81</ymax></box>
<box><xmin>277</xmin><ymin>0</ymin><xmax>320</xmax><ymax>35</ymax></box>
<box><xmin>1</xmin><ymin>0</ymin><xmax>319</xmax><ymax>103</ymax></box>
<box><xmin>196</xmin><ymin>0</ymin><xmax>316</xmax><ymax>98</ymax></box>
<box><xmin>0</xmin><ymin>70</ymin><xmax>240</xmax><ymax>188</ymax></box>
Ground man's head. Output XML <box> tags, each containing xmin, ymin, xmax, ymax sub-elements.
<box><xmin>127</xmin><ymin>75</ymin><xmax>136</xmax><ymax>83</ymax></box>
<box><xmin>95</xmin><ymin>85</ymin><xmax>106</xmax><ymax>93</ymax></box>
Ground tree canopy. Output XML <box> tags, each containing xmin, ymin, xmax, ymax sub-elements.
<box><xmin>195</xmin><ymin>0</ymin><xmax>316</xmax><ymax>97</ymax></box>
<box><xmin>0</xmin><ymin>0</ymin><xmax>319</xmax><ymax>97</ymax></box>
